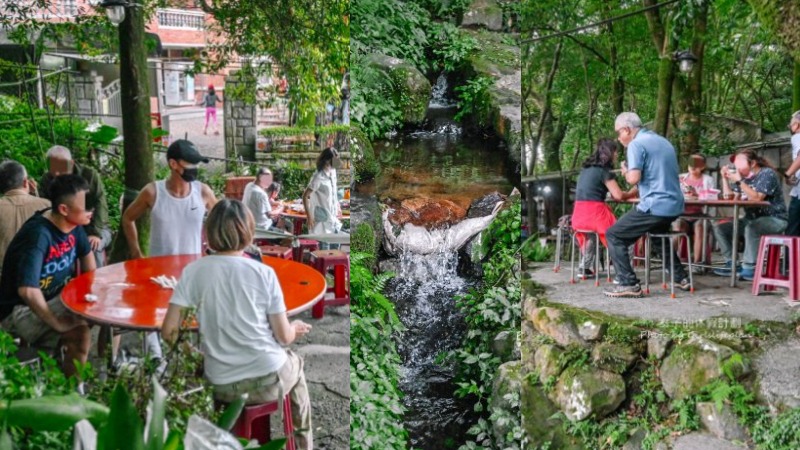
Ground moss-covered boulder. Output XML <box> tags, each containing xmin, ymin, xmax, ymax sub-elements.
<box><xmin>461</xmin><ymin>30</ymin><xmax>521</xmax><ymax>162</ymax></box>
<box><xmin>528</xmin><ymin>307</ymin><xmax>585</xmax><ymax>347</ymax></box>
<box><xmin>660</xmin><ymin>337</ymin><xmax>749</xmax><ymax>400</ymax></box>
<box><xmin>366</xmin><ymin>53</ymin><xmax>431</xmax><ymax>125</ymax></box>
<box><xmin>553</xmin><ymin>366</ymin><xmax>626</xmax><ymax>421</ymax></box>
<box><xmin>534</xmin><ymin>344</ymin><xmax>564</xmax><ymax>385</ymax></box>
<box><xmin>490</xmin><ymin>361</ymin><xmax>522</xmax><ymax>444</ymax></box>
<box><xmin>522</xmin><ymin>381</ymin><xmax>583</xmax><ymax>449</ymax></box>
<box><xmin>591</xmin><ymin>342</ymin><xmax>638</xmax><ymax>374</ymax></box>
<box><xmin>461</xmin><ymin>0</ymin><xmax>504</xmax><ymax>31</ymax></box>
<box><xmin>351</xmin><ymin>126</ymin><xmax>379</xmax><ymax>183</ymax></box>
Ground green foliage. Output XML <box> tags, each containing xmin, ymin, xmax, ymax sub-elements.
<box><xmin>522</xmin><ymin>238</ymin><xmax>554</xmax><ymax>263</ymax></box>
<box><xmin>352</xmin><ymin>0</ymin><xmax>431</xmax><ymax>70</ymax></box>
<box><xmin>199</xmin><ymin>0</ymin><xmax>348</xmax><ymax>125</ymax></box>
<box><xmin>259</xmin><ymin>124</ymin><xmax>350</xmax><ymax>138</ymax></box>
<box><xmin>454</xmin><ymin>76</ymin><xmax>494</xmax><ymax>127</ymax></box>
<box><xmin>351</xmin><ymin>223</ymin><xmax>378</xmax><ymax>270</ymax></box>
<box><xmin>350</xmin><ymin>57</ymin><xmax>404</xmax><ymax>140</ymax></box>
<box><xmin>271</xmin><ymin>162</ymin><xmax>315</xmax><ymax>201</ymax></box>
<box><xmin>350</xmin><ymin>126</ymin><xmax>380</xmax><ymax>183</ymax></box>
<box><xmin>429</xmin><ymin>23</ymin><xmax>478</xmax><ymax>73</ymax></box>
<box><xmin>350</xmin><ymin>252</ymin><xmax>408</xmax><ymax>450</ymax></box>
<box><xmin>452</xmin><ymin>198</ymin><xmax>523</xmax><ymax>449</ymax></box>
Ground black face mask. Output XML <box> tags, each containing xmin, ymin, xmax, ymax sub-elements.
<box><xmin>180</xmin><ymin>167</ymin><xmax>199</xmax><ymax>183</ymax></box>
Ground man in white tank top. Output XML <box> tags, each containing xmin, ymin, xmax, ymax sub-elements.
<box><xmin>121</xmin><ymin>139</ymin><xmax>217</xmax><ymax>359</ymax></box>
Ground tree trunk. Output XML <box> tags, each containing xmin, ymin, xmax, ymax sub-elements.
<box><xmin>531</xmin><ymin>39</ymin><xmax>563</xmax><ymax>177</ymax></box>
<box><xmin>109</xmin><ymin>0</ymin><xmax>154</xmax><ymax>264</ymax></box>
<box><xmin>643</xmin><ymin>0</ymin><xmax>676</xmax><ymax>136</ymax></box>
<box><xmin>604</xmin><ymin>2</ymin><xmax>624</xmax><ymax>114</ymax></box>
<box><xmin>673</xmin><ymin>1</ymin><xmax>708</xmax><ymax>156</ymax></box>
<box><xmin>542</xmin><ymin>113</ymin><xmax>565</xmax><ymax>173</ymax></box>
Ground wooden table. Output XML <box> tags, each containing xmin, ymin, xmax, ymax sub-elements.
<box><xmin>61</xmin><ymin>254</ymin><xmax>326</xmax><ymax>331</ymax></box>
<box><xmin>612</xmin><ymin>198</ymin><xmax>770</xmax><ymax>287</ymax></box>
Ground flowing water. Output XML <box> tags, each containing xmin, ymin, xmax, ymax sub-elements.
<box><xmin>385</xmin><ymin>247</ymin><xmax>477</xmax><ymax>450</ymax></box>
<box><xmin>370</xmin><ymin>77</ymin><xmax>516</xmax><ymax>448</ymax></box>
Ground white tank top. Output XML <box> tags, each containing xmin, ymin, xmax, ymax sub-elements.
<box><xmin>149</xmin><ymin>180</ymin><xmax>205</xmax><ymax>257</ymax></box>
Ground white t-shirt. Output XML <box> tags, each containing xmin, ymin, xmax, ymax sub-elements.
<box><xmin>306</xmin><ymin>168</ymin><xmax>340</xmax><ymax>234</ymax></box>
<box><xmin>243</xmin><ymin>182</ymin><xmax>273</xmax><ymax>229</ymax></box>
<box><xmin>791</xmin><ymin>133</ymin><xmax>800</xmax><ymax>199</ymax></box>
<box><xmin>169</xmin><ymin>255</ymin><xmax>288</xmax><ymax>385</ymax></box>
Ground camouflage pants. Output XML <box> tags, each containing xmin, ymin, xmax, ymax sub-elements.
<box><xmin>212</xmin><ymin>350</ymin><xmax>312</xmax><ymax>449</ymax></box>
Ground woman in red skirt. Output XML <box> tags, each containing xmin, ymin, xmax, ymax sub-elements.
<box><xmin>572</xmin><ymin>138</ymin><xmax>637</xmax><ymax>278</ymax></box>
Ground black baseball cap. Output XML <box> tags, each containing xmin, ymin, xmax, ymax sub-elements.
<box><xmin>167</xmin><ymin>139</ymin><xmax>209</xmax><ymax>164</ymax></box>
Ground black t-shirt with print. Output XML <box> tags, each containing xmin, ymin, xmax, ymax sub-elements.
<box><xmin>733</xmin><ymin>167</ymin><xmax>788</xmax><ymax>220</ymax></box>
<box><xmin>0</xmin><ymin>212</ymin><xmax>91</xmax><ymax>320</ymax></box>
<box><xmin>576</xmin><ymin>166</ymin><xmax>614</xmax><ymax>202</ymax></box>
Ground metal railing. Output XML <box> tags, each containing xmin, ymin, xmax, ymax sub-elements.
<box><xmin>156</xmin><ymin>8</ymin><xmax>205</xmax><ymax>29</ymax></box>
<box><xmin>99</xmin><ymin>79</ymin><xmax>121</xmax><ymax>117</ymax></box>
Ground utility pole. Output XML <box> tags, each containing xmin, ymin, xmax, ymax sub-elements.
<box><xmin>108</xmin><ymin>0</ymin><xmax>153</xmax><ymax>263</ymax></box>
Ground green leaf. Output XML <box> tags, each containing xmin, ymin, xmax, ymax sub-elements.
<box><xmin>163</xmin><ymin>430</ymin><xmax>183</xmax><ymax>450</ymax></box>
<box><xmin>0</xmin><ymin>428</ymin><xmax>11</xmax><ymax>450</ymax></box>
<box><xmin>216</xmin><ymin>394</ymin><xmax>247</xmax><ymax>431</ymax></box>
<box><xmin>0</xmin><ymin>394</ymin><xmax>109</xmax><ymax>432</ymax></box>
<box><xmin>88</xmin><ymin>125</ymin><xmax>119</xmax><ymax>145</ymax></box>
<box><xmin>253</xmin><ymin>438</ymin><xmax>287</xmax><ymax>450</ymax></box>
<box><xmin>146</xmin><ymin>376</ymin><xmax>168</xmax><ymax>450</ymax></box>
<box><xmin>97</xmin><ymin>384</ymin><xmax>145</xmax><ymax>450</ymax></box>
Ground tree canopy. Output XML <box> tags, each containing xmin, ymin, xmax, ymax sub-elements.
<box><xmin>522</xmin><ymin>0</ymin><xmax>797</xmax><ymax>176</ymax></box>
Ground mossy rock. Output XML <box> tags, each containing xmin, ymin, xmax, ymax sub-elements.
<box><xmin>350</xmin><ymin>126</ymin><xmax>379</xmax><ymax>183</ymax></box>
<box><xmin>522</xmin><ymin>380</ymin><xmax>583</xmax><ymax>449</ymax></box>
<box><xmin>660</xmin><ymin>337</ymin><xmax>750</xmax><ymax>400</ymax></box>
<box><xmin>461</xmin><ymin>0</ymin><xmax>504</xmax><ymax>31</ymax></box>
<box><xmin>366</xmin><ymin>53</ymin><xmax>431</xmax><ymax>125</ymax></box>
<box><xmin>591</xmin><ymin>342</ymin><xmax>638</xmax><ymax>374</ymax></box>
<box><xmin>490</xmin><ymin>361</ymin><xmax>522</xmax><ymax>444</ymax></box>
<box><xmin>528</xmin><ymin>306</ymin><xmax>585</xmax><ymax>347</ymax></box>
<box><xmin>534</xmin><ymin>344</ymin><xmax>565</xmax><ymax>385</ymax></box>
<box><xmin>553</xmin><ymin>366</ymin><xmax>626</xmax><ymax>421</ymax></box>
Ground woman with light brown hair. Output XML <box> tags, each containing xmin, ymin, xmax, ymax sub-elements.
<box><xmin>162</xmin><ymin>199</ymin><xmax>313</xmax><ymax>449</ymax></box>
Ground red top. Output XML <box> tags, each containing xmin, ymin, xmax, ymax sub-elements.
<box><xmin>61</xmin><ymin>254</ymin><xmax>326</xmax><ymax>330</ymax></box>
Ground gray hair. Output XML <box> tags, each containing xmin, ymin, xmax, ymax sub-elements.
<box><xmin>615</xmin><ymin>112</ymin><xmax>643</xmax><ymax>130</ymax></box>
<box><xmin>792</xmin><ymin>110</ymin><xmax>800</xmax><ymax>123</ymax></box>
<box><xmin>0</xmin><ymin>160</ymin><xmax>26</xmax><ymax>193</ymax></box>
<box><xmin>46</xmin><ymin>145</ymin><xmax>72</xmax><ymax>160</ymax></box>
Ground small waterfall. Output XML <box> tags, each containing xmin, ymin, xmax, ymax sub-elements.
<box><xmin>428</xmin><ymin>73</ymin><xmax>456</xmax><ymax>109</ymax></box>
<box><xmin>386</xmin><ymin>237</ymin><xmax>476</xmax><ymax>449</ymax></box>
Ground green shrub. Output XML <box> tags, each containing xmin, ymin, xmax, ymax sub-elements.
<box><xmin>454</xmin><ymin>76</ymin><xmax>494</xmax><ymax>127</ymax></box>
<box><xmin>351</xmin><ymin>126</ymin><xmax>380</xmax><ymax>182</ymax></box>
<box><xmin>352</xmin><ymin>223</ymin><xmax>378</xmax><ymax>270</ymax></box>
<box><xmin>350</xmin><ymin>252</ymin><xmax>407</xmax><ymax>450</ymax></box>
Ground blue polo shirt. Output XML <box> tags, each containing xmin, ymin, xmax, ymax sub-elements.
<box><xmin>627</xmin><ymin>128</ymin><xmax>684</xmax><ymax>217</ymax></box>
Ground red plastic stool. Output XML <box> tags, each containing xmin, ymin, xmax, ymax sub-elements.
<box><xmin>309</xmin><ymin>250</ymin><xmax>350</xmax><ymax>318</ymax></box>
<box><xmin>224</xmin><ymin>394</ymin><xmax>296</xmax><ymax>450</ymax></box>
<box><xmin>752</xmin><ymin>235</ymin><xmax>800</xmax><ymax>300</ymax></box>
<box><xmin>293</xmin><ymin>239</ymin><xmax>319</xmax><ymax>263</ymax></box>
<box><xmin>260</xmin><ymin>245</ymin><xmax>293</xmax><ymax>260</ymax></box>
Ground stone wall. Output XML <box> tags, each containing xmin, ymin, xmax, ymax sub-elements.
<box><xmin>223</xmin><ymin>72</ymin><xmax>257</xmax><ymax>165</ymax></box>
<box><xmin>70</xmin><ymin>71</ymin><xmax>103</xmax><ymax>119</ymax></box>
<box><xmin>513</xmin><ymin>278</ymin><xmax>800</xmax><ymax>449</ymax></box>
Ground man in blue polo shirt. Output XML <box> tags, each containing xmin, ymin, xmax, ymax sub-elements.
<box><xmin>604</xmin><ymin>112</ymin><xmax>690</xmax><ymax>298</ymax></box>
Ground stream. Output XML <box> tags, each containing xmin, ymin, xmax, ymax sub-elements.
<box><xmin>372</xmin><ymin>74</ymin><xmax>516</xmax><ymax>449</ymax></box>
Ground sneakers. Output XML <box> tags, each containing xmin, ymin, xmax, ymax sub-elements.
<box><xmin>677</xmin><ymin>278</ymin><xmax>692</xmax><ymax>291</ymax></box>
<box><xmin>713</xmin><ymin>261</ymin><xmax>734</xmax><ymax>277</ymax></box>
<box><xmin>576</xmin><ymin>269</ymin><xmax>595</xmax><ymax>280</ymax></box>
<box><xmin>604</xmin><ymin>283</ymin><xmax>643</xmax><ymax>298</ymax></box>
<box><xmin>690</xmin><ymin>265</ymin><xmax>705</xmax><ymax>275</ymax></box>
<box><xmin>738</xmin><ymin>266</ymin><xmax>755</xmax><ymax>281</ymax></box>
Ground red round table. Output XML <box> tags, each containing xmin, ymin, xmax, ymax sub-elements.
<box><xmin>61</xmin><ymin>254</ymin><xmax>326</xmax><ymax>331</ymax></box>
